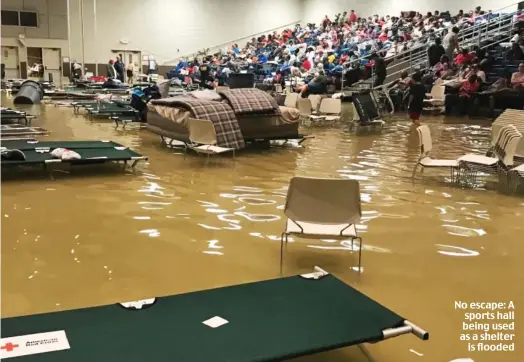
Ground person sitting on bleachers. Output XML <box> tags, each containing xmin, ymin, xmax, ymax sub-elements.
<box><xmin>297</xmin><ymin>70</ymin><xmax>327</xmax><ymax>96</ymax></box>
<box><xmin>433</xmin><ymin>54</ymin><xmax>451</xmax><ymax>78</ymax></box>
<box><xmin>454</xmin><ymin>48</ymin><xmax>475</xmax><ymax>66</ymax></box>
<box><xmin>473</xmin><ymin>63</ymin><xmax>486</xmax><ymax>83</ymax></box>
<box><xmin>445</xmin><ymin>74</ymin><xmax>480</xmax><ymax>116</ymax></box>
<box><xmin>511</xmin><ymin>63</ymin><xmax>524</xmax><ymax>88</ymax></box>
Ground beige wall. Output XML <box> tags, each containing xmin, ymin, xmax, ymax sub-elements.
<box><xmin>1</xmin><ymin>0</ymin><xmax>69</xmax><ymax>80</ymax></box>
<box><xmin>67</xmin><ymin>0</ymin><xmax>303</xmax><ymax>66</ymax></box>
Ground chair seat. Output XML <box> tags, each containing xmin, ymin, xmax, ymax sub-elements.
<box><xmin>361</xmin><ymin>119</ymin><xmax>385</xmax><ymax>126</ymax></box>
<box><xmin>511</xmin><ymin>163</ymin><xmax>524</xmax><ymax>175</ymax></box>
<box><xmin>458</xmin><ymin>154</ymin><xmax>498</xmax><ymax>166</ymax></box>
<box><xmin>420</xmin><ymin>157</ymin><xmax>459</xmax><ymax>167</ymax></box>
<box><xmin>308</xmin><ymin>115</ymin><xmax>326</xmax><ymax>120</ymax></box>
<box><xmin>285</xmin><ymin>219</ymin><xmax>357</xmax><ymax>238</ymax></box>
<box><xmin>193</xmin><ymin>145</ymin><xmax>233</xmax><ymax>154</ymax></box>
<box><xmin>425</xmin><ymin>98</ymin><xmax>444</xmax><ymax>104</ymax></box>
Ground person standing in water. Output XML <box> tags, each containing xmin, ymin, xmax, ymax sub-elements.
<box><xmin>408</xmin><ymin>72</ymin><xmax>425</xmax><ymax>126</ymax></box>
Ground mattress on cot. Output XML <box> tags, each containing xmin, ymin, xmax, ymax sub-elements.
<box><xmin>147</xmin><ymin>103</ymin><xmax>300</xmax><ymax>142</ymax></box>
<box><xmin>1</xmin><ymin>140</ymin><xmax>146</xmax><ymax>166</ymax></box>
<box><xmin>0</xmin><ymin>270</ymin><xmax>426</xmax><ymax>362</ymax></box>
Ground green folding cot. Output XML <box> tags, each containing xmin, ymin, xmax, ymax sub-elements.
<box><xmin>1</xmin><ymin>108</ymin><xmax>35</xmax><ymax>126</ymax></box>
<box><xmin>1</xmin><ymin>140</ymin><xmax>147</xmax><ymax>170</ymax></box>
<box><xmin>1</xmin><ymin>124</ymin><xmax>48</xmax><ymax>138</ymax></box>
<box><xmin>85</xmin><ymin>104</ymin><xmax>138</xmax><ymax>120</ymax></box>
<box><xmin>0</xmin><ymin>267</ymin><xmax>428</xmax><ymax>361</ymax></box>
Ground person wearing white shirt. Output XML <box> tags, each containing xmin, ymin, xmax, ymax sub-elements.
<box><xmin>307</xmin><ymin>49</ymin><xmax>315</xmax><ymax>65</ymax></box>
<box><xmin>385</xmin><ymin>39</ymin><xmax>400</xmax><ymax>58</ymax></box>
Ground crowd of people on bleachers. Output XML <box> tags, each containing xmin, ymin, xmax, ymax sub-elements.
<box><xmin>166</xmin><ymin>5</ymin><xmax>520</xmax><ymax>94</ymax></box>
<box><xmin>389</xmin><ymin>23</ymin><xmax>524</xmax><ymax>120</ymax></box>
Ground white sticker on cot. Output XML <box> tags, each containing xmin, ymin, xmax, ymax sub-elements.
<box><xmin>0</xmin><ymin>330</ymin><xmax>70</xmax><ymax>359</ymax></box>
<box><xmin>202</xmin><ymin>316</ymin><xmax>229</xmax><ymax>328</ymax></box>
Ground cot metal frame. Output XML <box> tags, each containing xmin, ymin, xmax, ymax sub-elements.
<box><xmin>308</xmin><ymin>266</ymin><xmax>429</xmax><ymax>341</ymax></box>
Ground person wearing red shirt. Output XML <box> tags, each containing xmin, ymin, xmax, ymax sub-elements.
<box><xmin>459</xmin><ymin>74</ymin><xmax>480</xmax><ymax>96</ymax></box>
<box><xmin>349</xmin><ymin>10</ymin><xmax>357</xmax><ymax>23</ymax></box>
<box><xmin>453</xmin><ymin>49</ymin><xmax>475</xmax><ymax>66</ymax></box>
<box><xmin>302</xmin><ymin>58</ymin><xmax>311</xmax><ymax>71</ymax></box>
<box><xmin>445</xmin><ymin>74</ymin><xmax>479</xmax><ymax>115</ymax></box>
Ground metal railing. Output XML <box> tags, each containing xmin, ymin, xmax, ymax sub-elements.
<box><xmin>162</xmin><ymin>21</ymin><xmax>301</xmax><ymax>65</ymax></box>
<box><xmin>359</xmin><ymin>3</ymin><xmax>521</xmax><ymax>90</ymax></box>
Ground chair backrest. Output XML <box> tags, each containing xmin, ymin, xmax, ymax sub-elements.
<box><xmin>284</xmin><ymin>93</ymin><xmax>299</xmax><ymax>108</ymax></box>
<box><xmin>430</xmin><ymin>85</ymin><xmax>445</xmax><ymax>100</ymax></box>
<box><xmin>275</xmin><ymin>84</ymin><xmax>283</xmax><ymax>93</ymax></box>
<box><xmin>492</xmin><ymin>124</ymin><xmax>522</xmax><ymax>166</ymax></box>
<box><xmin>319</xmin><ymin>98</ymin><xmax>342</xmax><ymax>115</ymax></box>
<box><xmin>158</xmin><ymin>80</ymin><xmax>170</xmax><ymax>98</ymax></box>
<box><xmin>187</xmin><ymin>118</ymin><xmax>217</xmax><ymax>145</ymax></box>
<box><xmin>308</xmin><ymin>94</ymin><xmax>321</xmax><ymax>112</ymax></box>
<box><xmin>284</xmin><ymin>177</ymin><xmax>361</xmax><ymax>225</ymax></box>
<box><xmin>416</xmin><ymin>125</ymin><xmax>433</xmax><ymax>157</ymax></box>
<box><xmin>297</xmin><ymin>98</ymin><xmax>312</xmax><ymax>116</ymax></box>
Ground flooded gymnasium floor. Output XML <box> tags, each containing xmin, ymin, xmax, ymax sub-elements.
<box><xmin>1</xmin><ymin>95</ymin><xmax>523</xmax><ymax>362</ymax></box>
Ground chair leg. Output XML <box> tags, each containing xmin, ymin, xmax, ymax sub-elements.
<box><xmin>280</xmin><ymin>232</ymin><xmax>286</xmax><ymax>274</ymax></box>
<box><xmin>411</xmin><ymin>163</ymin><xmax>419</xmax><ymax>179</ymax></box>
<box><xmin>356</xmin><ymin>237</ymin><xmax>363</xmax><ymax>272</ymax></box>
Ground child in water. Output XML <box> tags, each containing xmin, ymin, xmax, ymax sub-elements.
<box><xmin>408</xmin><ymin>72</ymin><xmax>425</xmax><ymax>126</ymax></box>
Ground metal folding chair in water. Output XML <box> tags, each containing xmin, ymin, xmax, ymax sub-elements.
<box><xmin>296</xmin><ymin>98</ymin><xmax>316</xmax><ymax>124</ymax></box>
<box><xmin>0</xmin><ymin>266</ymin><xmax>428</xmax><ymax>362</ymax></box>
<box><xmin>490</xmin><ymin>109</ymin><xmax>524</xmax><ymax>162</ymax></box>
<box><xmin>349</xmin><ymin>93</ymin><xmax>385</xmax><ymax>131</ymax></box>
<box><xmin>186</xmin><ymin>118</ymin><xmax>235</xmax><ymax>158</ymax></box>
<box><xmin>457</xmin><ymin>125</ymin><xmax>522</xmax><ymax>187</ymax></box>
<box><xmin>503</xmin><ymin>164</ymin><xmax>524</xmax><ymax>193</ymax></box>
<box><xmin>281</xmin><ymin>177</ymin><xmax>363</xmax><ymax>272</ymax></box>
<box><xmin>309</xmin><ymin>98</ymin><xmax>342</xmax><ymax>122</ymax></box>
<box><xmin>284</xmin><ymin>92</ymin><xmax>298</xmax><ymax>108</ymax></box>
<box><xmin>412</xmin><ymin>125</ymin><xmax>459</xmax><ymax>182</ymax></box>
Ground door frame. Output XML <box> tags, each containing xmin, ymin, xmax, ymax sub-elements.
<box><xmin>42</xmin><ymin>47</ymin><xmax>62</xmax><ymax>85</ymax></box>
<box><xmin>111</xmin><ymin>49</ymin><xmax>142</xmax><ymax>80</ymax></box>
<box><xmin>1</xmin><ymin>46</ymin><xmax>20</xmax><ymax>79</ymax></box>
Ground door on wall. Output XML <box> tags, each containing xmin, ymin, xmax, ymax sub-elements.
<box><xmin>111</xmin><ymin>50</ymin><xmax>142</xmax><ymax>82</ymax></box>
<box><xmin>42</xmin><ymin>48</ymin><xmax>62</xmax><ymax>86</ymax></box>
<box><xmin>1</xmin><ymin>46</ymin><xmax>19</xmax><ymax>79</ymax></box>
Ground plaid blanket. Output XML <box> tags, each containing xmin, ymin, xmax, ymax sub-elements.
<box><xmin>152</xmin><ymin>96</ymin><xmax>245</xmax><ymax>150</ymax></box>
<box><xmin>219</xmin><ymin>88</ymin><xmax>281</xmax><ymax>116</ymax></box>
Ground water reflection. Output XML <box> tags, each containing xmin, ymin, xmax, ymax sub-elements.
<box><xmin>436</xmin><ymin>244</ymin><xmax>480</xmax><ymax>257</ymax></box>
<box><xmin>2</xmin><ymin>96</ymin><xmax>523</xmax><ymax>362</ymax></box>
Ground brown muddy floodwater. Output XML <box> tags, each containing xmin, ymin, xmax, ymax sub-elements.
<box><xmin>1</xmin><ymin>94</ymin><xmax>523</xmax><ymax>362</ymax></box>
